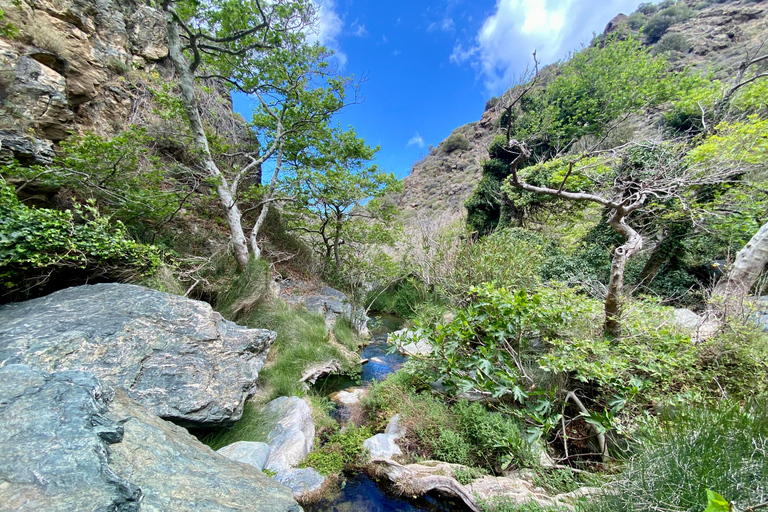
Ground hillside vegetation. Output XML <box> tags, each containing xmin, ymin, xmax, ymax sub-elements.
<box><xmin>0</xmin><ymin>0</ymin><xmax>767</xmax><ymax>511</ymax></box>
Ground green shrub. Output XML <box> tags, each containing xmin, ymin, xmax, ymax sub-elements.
<box><xmin>653</xmin><ymin>32</ymin><xmax>691</xmax><ymax>54</ymax></box>
<box><xmin>584</xmin><ymin>403</ymin><xmax>768</xmax><ymax>512</ymax></box>
<box><xmin>0</xmin><ymin>184</ymin><xmax>162</xmax><ymax>301</ymax></box>
<box><xmin>454</xmin><ymin>466</ymin><xmax>488</xmax><ymax>485</ymax></box>
<box><xmin>441</xmin><ymin>132</ymin><xmax>471</xmax><ymax>154</ymax></box>
<box><xmin>434</xmin><ymin>428</ymin><xmax>473</xmax><ymax>465</ymax></box>
<box><xmin>644</xmin><ymin>4</ymin><xmax>693</xmax><ymax>43</ymax></box>
<box><xmin>364</xmin><ymin>371</ymin><xmax>532</xmax><ymax>472</ymax></box>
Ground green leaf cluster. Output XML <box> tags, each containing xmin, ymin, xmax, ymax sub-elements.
<box><xmin>0</xmin><ymin>184</ymin><xmax>161</xmax><ymax>292</ymax></box>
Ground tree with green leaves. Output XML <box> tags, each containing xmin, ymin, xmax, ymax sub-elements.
<box><xmin>497</xmin><ymin>37</ymin><xmax>749</xmax><ymax>336</ymax></box>
<box><xmin>284</xmin><ymin>126</ymin><xmax>402</xmax><ymax>274</ymax></box>
<box><xmin>162</xmin><ymin>0</ymin><xmax>352</xmax><ymax>266</ymax></box>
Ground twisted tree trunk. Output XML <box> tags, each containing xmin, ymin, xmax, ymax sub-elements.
<box><xmin>605</xmin><ymin>207</ymin><xmax>643</xmax><ymax>337</ymax></box>
<box><xmin>165</xmin><ymin>6</ymin><xmax>250</xmax><ymax>268</ymax></box>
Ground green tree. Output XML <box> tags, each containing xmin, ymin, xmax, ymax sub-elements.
<box><xmin>497</xmin><ymin>37</ymin><xmax>744</xmax><ymax>337</ymax></box>
<box><xmin>284</xmin><ymin>126</ymin><xmax>402</xmax><ymax>274</ymax></box>
<box><xmin>163</xmin><ymin>0</ymin><xmax>351</xmax><ymax>267</ymax></box>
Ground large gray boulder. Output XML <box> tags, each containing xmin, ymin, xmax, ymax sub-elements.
<box><xmin>0</xmin><ymin>365</ymin><xmax>302</xmax><ymax>512</ymax></box>
<box><xmin>0</xmin><ymin>283</ymin><xmax>276</xmax><ymax>427</ymax></box>
<box><xmin>262</xmin><ymin>397</ymin><xmax>316</xmax><ymax>472</ymax></box>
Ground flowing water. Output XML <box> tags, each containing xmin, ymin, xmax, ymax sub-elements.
<box><xmin>305</xmin><ymin>314</ymin><xmax>469</xmax><ymax>512</ymax></box>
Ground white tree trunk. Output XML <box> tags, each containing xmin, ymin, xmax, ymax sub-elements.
<box><xmin>713</xmin><ymin>221</ymin><xmax>768</xmax><ymax>313</ymax></box>
<box><xmin>604</xmin><ymin>208</ymin><xmax>643</xmax><ymax>337</ymax></box>
<box><xmin>165</xmin><ymin>8</ymin><xmax>250</xmax><ymax>268</ymax></box>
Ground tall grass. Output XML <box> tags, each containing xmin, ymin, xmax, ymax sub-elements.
<box><xmin>584</xmin><ymin>403</ymin><xmax>768</xmax><ymax>512</ymax></box>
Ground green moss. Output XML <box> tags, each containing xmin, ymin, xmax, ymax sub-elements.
<box><xmin>301</xmin><ymin>425</ymin><xmax>373</xmax><ymax>476</ymax></box>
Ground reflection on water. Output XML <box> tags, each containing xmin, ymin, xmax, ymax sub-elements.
<box><xmin>304</xmin><ymin>473</ymin><xmax>465</xmax><ymax>512</ymax></box>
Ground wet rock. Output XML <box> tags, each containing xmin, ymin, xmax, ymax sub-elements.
<box><xmin>363</xmin><ymin>433</ymin><xmax>402</xmax><ymax>459</ymax></box>
<box><xmin>217</xmin><ymin>441</ymin><xmax>271</xmax><ymax>471</ymax></box>
<box><xmin>0</xmin><ymin>365</ymin><xmax>302</xmax><ymax>512</ymax></box>
<box><xmin>329</xmin><ymin>387</ymin><xmax>366</xmax><ymax>406</ymax></box>
<box><xmin>0</xmin><ymin>283</ymin><xmax>276</xmax><ymax>428</ymax></box>
<box><xmin>262</xmin><ymin>396</ymin><xmax>315</xmax><ymax>472</ymax></box>
<box><xmin>273</xmin><ymin>468</ymin><xmax>327</xmax><ymax>501</ymax></box>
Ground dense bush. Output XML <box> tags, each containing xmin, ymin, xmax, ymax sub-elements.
<box><xmin>302</xmin><ymin>424</ymin><xmax>373</xmax><ymax>475</ymax></box>
<box><xmin>441</xmin><ymin>132</ymin><xmax>471</xmax><ymax>154</ymax></box>
<box><xmin>643</xmin><ymin>4</ymin><xmax>693</xmax><ymax>43</ymax></box>
<box><xmin>653</xmin><ymin>32</ymin><xmax>691</xmax><ymax>54</ymax></box>
<box><xmin>363</xmin><ymin>371</ymin><xmax>533</xmax><ymax>472</ymax></box>
<box><xmin>0</xmin><ymin>184</ymin><xmax>162</xmax><ymax>301</ymax></box>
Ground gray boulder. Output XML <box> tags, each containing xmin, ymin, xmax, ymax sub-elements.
<box><xmin>217</xmin><ymin>441</ymin><xmax>272</xmax><ymax>471</ymax></box>
<box><xmin>391</xmin><ymin>328</ymin><xmax>432</xmax><ymax>356</ymax></box>
<box><xmin>273</xmin><ymin>468</ymin><xmax>327</xmax><ymax>500</ymax></box>
<box><xmin>0</xmin><ymin>283</ymin><xmax>276</xmax><ymax>428</ymax></box>
<box><xmin>263</xmin><ymin>397</ymin><xmax>316</xmax><ymax>472</ymax></box>
<box><xmin>384</xmin><ymin>414</ymin><xmax>406</xmax><ymax>439</ymax></box>
<box><xmin>0</xmin><ymin>365</ymin><xmax>301</xmax><ymax>512</ymax></box>
<box><xmin>672</xmin><ymin>308</ymin><xmax>703</xmax><ymax>331</ymax></box>
<box><xmin>363</xmin><ymin>433</ymin><xmax>402</xmax><ymax>459</ymax></box>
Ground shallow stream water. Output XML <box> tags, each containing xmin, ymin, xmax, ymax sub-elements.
<box><xmin>304</xmin><ymin>314</ymin><xmax>469</xmax><ymax>512</ymax></box>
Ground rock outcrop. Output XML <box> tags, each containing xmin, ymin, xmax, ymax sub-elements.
<box><xmin>0</xmin><ymin>0</ymin><xmax>169</xmax><ymax>141</ymax></box>
<box><xmin>278</xmin><ymin>281</ymin><xmax>368</xmax><ymax>334</ymax></box>
<box><xmin>0</xmin><ymin>283</ymin><xmax>276</xmax><ymax>427</ymax></box>
<box><xmin>0</xmin><ymin>365</ymin><xmax>302</xmax><ymax>512</ymax></box>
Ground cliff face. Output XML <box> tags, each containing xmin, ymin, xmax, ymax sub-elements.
<box><xmin>394</xmin><ymin>0</ymin><xmax>768</xmax><ymax>223</ymax></box>
<box><xmin>0</xmin><ymin>0</ymin><xmax>171</xmax><ymax>163</ymax></box>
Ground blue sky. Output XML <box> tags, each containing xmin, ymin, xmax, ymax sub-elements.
<box><xmin>234</xmin><ymin>0</ymin><xmax>657</xmax><ymax>180</ymax></box>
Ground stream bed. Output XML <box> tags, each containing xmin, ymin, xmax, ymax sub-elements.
<box><xmin>305</xmin><ymin>314</ymin><xmax>466</xmax><ymax>512</ymax></box>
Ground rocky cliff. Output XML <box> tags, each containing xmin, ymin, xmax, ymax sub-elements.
<box><xmin>0</xmin><ymin>0</ymin><xmax>249</xmax><ymax>166</ymax></box>
<box><xmin>394</xmin><ymin>0</ymin><xmax>768</xmax><ymax>223</ymax></box>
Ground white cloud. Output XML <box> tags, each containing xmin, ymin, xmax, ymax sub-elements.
<box><xmin>428</xmin><ymin>17</ymin><xmax>455</xmax><ymax>33</ymax></box>
<box><xmin>453</xmin><ymin>0</ymin><xmax>648</xmax><ymax>94</ymax></box>
<box><xmin>308</xmin><ymin>0</ymin><xmax>347</xmax><ymax>67</ymax></box>
<box><xmin>407</xmin><ymin>133</ymin><xmax>425</xmax><ymax>148</ymax></box>
<box><xmin>351</xmin><ymin>20</ymin><xmax>368</xmax><ymax>37</ymax></box>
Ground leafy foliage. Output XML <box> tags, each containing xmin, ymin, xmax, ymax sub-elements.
<box><xmin>0</xmin><ymin>184</ymin><xmax>161</xmax><ymax>301</ymax></box>
<box><xmin>441</xmin><ymin>132</ymin><xmax>471</xmax><ymax>154</ymax></box>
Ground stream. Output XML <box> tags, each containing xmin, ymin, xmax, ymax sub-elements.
<box><xmin>305</xmin><ymin>314</ymin><xmax>464</xmax><ymax>512</ymax></box>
